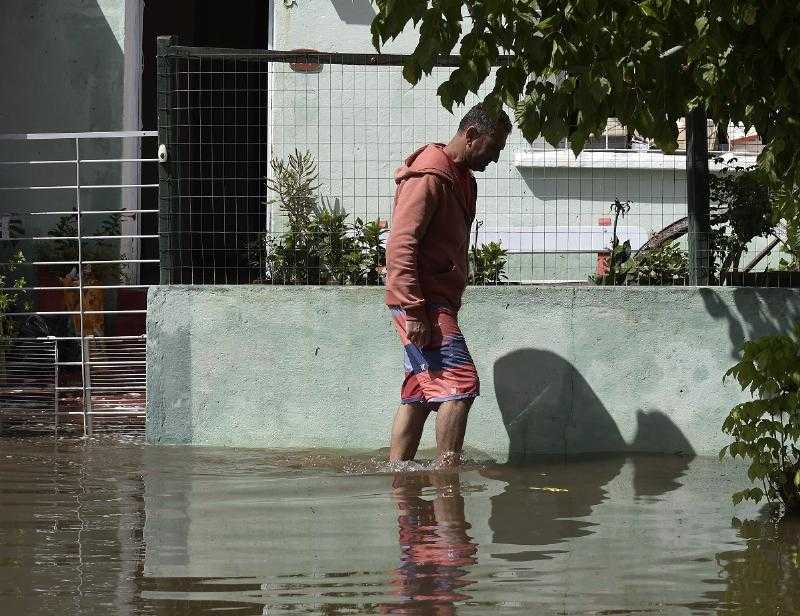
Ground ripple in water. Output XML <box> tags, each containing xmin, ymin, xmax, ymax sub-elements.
<box><xmin>2</xmin><ymin>436</ymin><xmax>794</xmax><ymax>615</ymax></box>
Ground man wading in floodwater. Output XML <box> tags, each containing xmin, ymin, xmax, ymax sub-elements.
<box><xmin>386</xmin><ymin>103</ymin><xmax>512</xmax><ymax>465</ymax></box>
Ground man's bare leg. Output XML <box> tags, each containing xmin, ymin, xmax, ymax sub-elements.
<box><xmin>389</xmin><ymin>403</ymin><xmax>431</xmax><ymax>461</ymax></box>
<box><xmin>435</xmin><ymin>399</ymin><xmax>473</xmax><ymax>465</ymax></box>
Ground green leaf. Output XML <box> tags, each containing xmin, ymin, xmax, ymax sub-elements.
<box><xmin>437</xmin><ymin>82</ymin><xmax>455</xmax><ymax>112</ymax></box>
<box><xmin>402</xmin><ymin>59</ymin><xmax>421</xmax><ymax>85</ymax></box>
<box><xmin>516</xmin><ymin>101</ymin><xmax>541</xmax><ymax>143</ymax></box>
<box><xmin>570</xmin><ymin>131</ymin><xmax>587</xmax><ymax>156</ymax></box>
<box><xmin>742</xmin><ymin>4</ymin><xmax>757</xmax><ymax>27</ymax></box>
<box><xmin>695</xmin><ymin>15</ymin><xmax>708</xmax><ymax>35</ymax></box>
<box><xmin>639</xmin><ymin>1</ymin><xmax>658</xmax><ymax>18</ymax></box>
<box><xmin>537</xmin><ymin>15</ymin><xmax>560</xmax><ymax>31</ymax></box>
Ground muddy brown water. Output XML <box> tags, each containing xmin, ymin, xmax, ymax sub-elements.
<box><xmin>1</xmin><ymin>437</ymin><xmax>798</xmax><ymax>615</ymax></box>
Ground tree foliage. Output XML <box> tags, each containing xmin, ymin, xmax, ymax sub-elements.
<box><xmin>371</xmin><ymin>1</ymin><xmax>800</xmax><ymax>201</ymax></box>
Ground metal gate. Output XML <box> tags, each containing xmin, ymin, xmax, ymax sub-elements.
<box><xmin>0</xmin><ymin>130</ymin><xmax>158</xmax><ymax>434</ymax></box>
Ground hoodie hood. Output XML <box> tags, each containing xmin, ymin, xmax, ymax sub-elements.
<box><xmin>394</xmin><ymin>143</ymin><xmax>462</xmax><ymax>185</ymax></box>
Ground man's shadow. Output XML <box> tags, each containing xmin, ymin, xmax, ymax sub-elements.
<box><xmin>483</xmin><ymin>349</ymin><xmax>695</xmax><ymax>561</ymax></box>
<box><xmin>494</xmin><ymin>349</ymin><xmax>696</xmax><ymax>459</ymax></box>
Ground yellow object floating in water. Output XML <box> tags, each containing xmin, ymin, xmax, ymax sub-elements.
<box><xmin>529</xmin><ymin>486</ymin><xmax>569</xmax><ymax>493</ymax></box>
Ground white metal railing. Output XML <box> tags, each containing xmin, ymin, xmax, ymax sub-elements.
<box><xmin>0</xmin><ymin>131</ymin><xmax>158</xmax><ymax>434</ymax></box>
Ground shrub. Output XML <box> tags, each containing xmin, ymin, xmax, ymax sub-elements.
<box><xmin>0</xmin><ymin>251</ymin><xmax>27</xmax><ymax>339</ymax></box>
<box><xmin>261</xmin><ymin>150</ymin><xmax>386</xmax><ymax>285</ymax></box>
<box><xmin>624</xmin><ymin>241</ymin><xmax>688</xmax><ymax>285</ymax></box>
<box><xmin>470</xmin><ymin>241</ymin><xmax>508</xmax><ymax>285</ymax></box>
<box><xmin>36</xmin><ymin>212</ymin><xmax>127</xmax><ymax>283</ymax></box>
<box><xmin>721</xmin><ymin>323</ymin><xmax>800</xmax><ymax>516</ymax></box>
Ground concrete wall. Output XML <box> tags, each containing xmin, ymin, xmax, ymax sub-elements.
<box><xmin>0</xmin><ymin>0</ymin><xmax>129</xmax><ymax>239</ymax></box>
<box><xmin>273</xmin><ymin>0</ymin><xmax>418</xmax><ymax>54</ymax></box>
<box><xmin>0</xmin><ymin>0</ymin><xmax>126</xmax><ymax>133</ymax></box>
<box><xmin>146</xmin><ymin>285</ymin><xmax>800</xmax><ymax>458</ymax></box>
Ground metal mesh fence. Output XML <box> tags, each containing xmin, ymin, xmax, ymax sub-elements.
<box><xmin>158</xmin><ymin>45</ymin><xmax>791</xmax><ymax>289</ymax></box>
<box><xmin>158</xmin><ymin>42</ymin><xmax>270</xmax><ymax>284</ymax></box>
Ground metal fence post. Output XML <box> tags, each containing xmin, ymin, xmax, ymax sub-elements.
<box><xmin>686</xmin><ymin>106</ymin><xmax>711</xmax><ymax>285</ymax></box>
<box><xmin>82</xmin><ymin>336</ymin><xmax>93</xmax><ymax>427</ymax></box>
<box><xmin>157</xmin><ymin>35</ymin><xmax>177</xmax><ymax>284</ymax></box>
<box><xmin>75</xmin><ymin>137</ymin><xmax>92</xmax><ymax>435</ymax></box>
<box><xmin>52</xmin><ymin>337</ymin><xmax>59</xmax><ymax>432</ymax></box>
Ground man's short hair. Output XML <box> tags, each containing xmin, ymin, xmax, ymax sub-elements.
<box><xmin>458</xmin><ymin>103</ymin><xmax>512</xmax><ymax>136</ymax></box>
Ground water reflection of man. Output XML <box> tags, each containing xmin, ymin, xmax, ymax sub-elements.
<box><xmin>380</xmin><ymin>472</ymin><xmax>478</xmax><ymax>615</ymax></box>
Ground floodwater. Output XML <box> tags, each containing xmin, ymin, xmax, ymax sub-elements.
<box><xmin>1</xmin><ymin>438</ymin><xmax>798</xmax><ymax>615</ymax></box>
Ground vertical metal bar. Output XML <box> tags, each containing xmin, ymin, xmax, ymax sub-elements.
<box><xmin>52</xmin><ymin>337</ymin><xmax>59</xmax><ymax>432</ymax></box>
<box><xmin>157</xmin><ymin>35</ymin><xmax>177</xmax><ymax>284</ymax></box>
<box><xmin>687</xmin><ymin>106</ymin><xmax>711</xmax><ymax>285</ymax></box>
<box><xmin>75</xmin><ymin>137</ymin><xmax>91</xmax><ymax>435</ymax></box>
<box><xmin>82</xmin><ymin>337</ymin><xmax>93</xmax><ymax>422</ymax></box>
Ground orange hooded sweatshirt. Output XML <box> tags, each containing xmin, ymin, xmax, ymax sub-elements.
<box><xmin>385</xmin><ymin>143</ymin><xmax>477</xmax><ymax>322</ymax></box>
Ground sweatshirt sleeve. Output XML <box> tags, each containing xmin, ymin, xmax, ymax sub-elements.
<box><xmin>386</xmin><ymin>174</ymin><xmax>443</xmax><ymax>322</ymax></box>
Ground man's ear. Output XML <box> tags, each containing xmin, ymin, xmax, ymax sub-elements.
<box><xmin>464</xmin><ymin>126</ymin><xmax>481</xmax><ymax>146</ymax></box>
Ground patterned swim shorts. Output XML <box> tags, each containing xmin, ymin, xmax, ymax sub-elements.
<box><xmin>389</xmin><ymin>305</ymin><xmax>480</xmax><ymax>406</ymax></box>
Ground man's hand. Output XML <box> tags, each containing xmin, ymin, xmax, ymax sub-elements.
<box><xmin>406</xmin><ymin>314</ymin><xmax>431</xmax><ymax>348</ymax></box>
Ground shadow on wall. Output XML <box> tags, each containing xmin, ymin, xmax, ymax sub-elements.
<box><xmin>699</xmin><ymin>287</ymin><xmax>800</xmax><ymax>359</ymax></box>
<box><xmin>0</xmin><ymin>1</ymin><xmax>126</xmax><ymax>239</ymax></box>
<box><xmin>488</xmin><ymin>348</ymin><xmax>694</xmax><ymax>561</ymax></box>
<box><xmin>330</xmin><ymin>0</ymin><xmax>376</xmax><ymax>25</ymax></box>
<box><xmin>145</xmin><ymin>289</ymin><xmax>194</xmax><ymax>444</ymax></box>
<box><xmin>0</xmin><ymin>0</ymin><xmax>124</xmax><ymax>132</ymax></box>
<box><xmin>516</xmin><ymin>167</ymin><xmax>687</xmax><ymax>205</ymax></box>
<box><xmin>493</xmin><ymin>349</ymin><xmax>696</xmax><ymax>459</ymax></box>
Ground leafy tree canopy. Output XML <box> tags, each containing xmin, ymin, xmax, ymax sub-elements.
<box><xmin>371</xmin><ymin>1</ymin><xmax>800</xmax><ymax>198</ymax></box>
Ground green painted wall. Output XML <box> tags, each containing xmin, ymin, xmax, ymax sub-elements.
<box><xmin>146</xmin><ymin>285</ymin><xmax>800</xmax><ymax>458</ymax></box>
